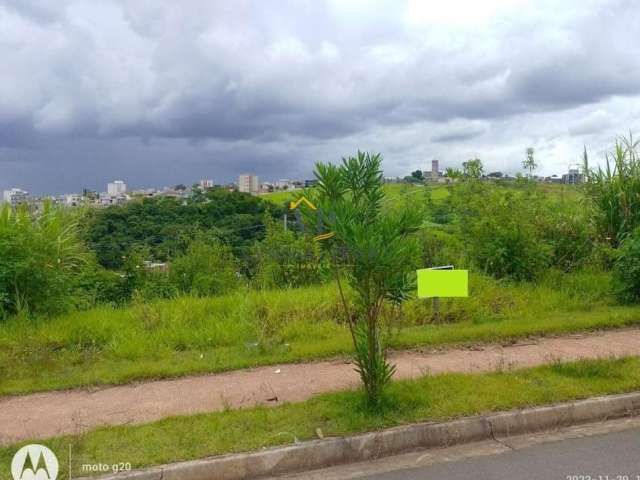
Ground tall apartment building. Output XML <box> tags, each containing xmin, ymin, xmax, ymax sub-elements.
<box><xmin>2</xmin><ymin>188</ymin><xmax>29</xmax><ymax>206</ymax></box>
<box><xmin>431</xmin><ymin>159</ymin><xmax>439</xmax><ymax>182</ymax></box>
<box><xmin>199</xmin><ymin>179</ymin><xmax>214</xmax><ymax>189</ymax></box>
<box><xmin>107</xmin><ymin>180</ymin><xmax>127</xmax><ymax>196</ymax></box>
<box><xmin>238</xmin><ymin>174</ymin><xmax>259</xmax><ymax>194</ymax></box>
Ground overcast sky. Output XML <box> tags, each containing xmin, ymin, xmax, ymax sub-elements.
<box><xmin>1</xmin><ymin>0</ymin><xmax>640</xmax><ymax>194</ymax></box>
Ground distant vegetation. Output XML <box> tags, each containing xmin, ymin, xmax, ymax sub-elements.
<box><xmin>84</xmin><ymin>188</ymin><xmax>282</xmax><ymax>269</ymax></box>
<box><xmin>0</xmin><ymin>137</ymin><xmax>636</xmax><ymax>318</ymax></box>
<box><xmin>3</xmin><ymin>135</ymin><xmax>640</xmax><ymax>395</ymax></box>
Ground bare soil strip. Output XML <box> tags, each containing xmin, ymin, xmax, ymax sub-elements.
<box><xmin>2</xmin><ymin>328</ymin><xmax>640</xmax><ymax>444</ymax></box>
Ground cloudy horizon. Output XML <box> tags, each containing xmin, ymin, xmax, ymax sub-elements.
<box><xmin>2</xmin><ymin>0</ymin><xmax>640</xmax><ymax>195</ymax></box>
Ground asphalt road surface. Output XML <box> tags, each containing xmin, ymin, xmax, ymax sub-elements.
<box><xmin>363</xmin><ymin>428</ymin><xmax>640</xmax><ymax>480</ymax></box>
<box><xmin>274</xmin><ymin>419</ymin><xmax>640</xmax><ymax>480</ymax></box>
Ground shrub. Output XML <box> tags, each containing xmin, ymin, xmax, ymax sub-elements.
<box><xmin>426</xmin><ymin>197</ymin><xmax>454</xmax><ymax>224</ymax></box>
<box><xmin>612</xmin><ymin>228</ymin><xmax>640</xmax><ymax>303</ymax></box>
<box><xmin>169</xmin><ymin>238</ymin><xmax>241</xmax><ymax>296</ymax></box>
<box><xmin>72</xmin><ymin>262</ymin><xmax>132</xmax><ymax>308</ymax></box>
<box><xmin>313</xmin><ymin>152</ymin><xmax>422</xmax><ymax>406</ymax></box>
<box><xmin>253</xmin><ymin>216</ymin><xmax>327</xmax><ymax>289</ymax></box>
<box><xmin>417</xmin><ymin>228</ymin><xmax>466</xmax><ymax>268</ymax></box>
<box><xmin>457</xmin><ymin>188</ymin><xmax>553</xmax><ymax>281</ymax></box>
<box><xmin>0</xmin><ymin>204</ymin><xmax>90</xmax><ymax>317</ymax></box>
<box><xmin>584</xmin><ymin>134</ymin><xmax>640</xmax><ymax>246</ymax></box>
<box><xmin>537</xmin><ymin>204</ymin><xmax>594</xmax><ymax>272</ymax></box>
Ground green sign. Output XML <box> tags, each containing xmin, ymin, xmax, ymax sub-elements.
<box><xmin>417</xmin><ymin>269</ymin><xmax>469</xmax><ymax>298</ymax></box>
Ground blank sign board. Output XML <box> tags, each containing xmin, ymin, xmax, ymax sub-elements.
<box><xmin>417</xmin><ymin>269</ymin><xmax>469</xmax><ymax>298</ymax></box>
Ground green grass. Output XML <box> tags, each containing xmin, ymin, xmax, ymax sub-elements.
<box><xmin>258</xmin><ymin>181</ymin><xmax>575</xmax><ymax>208</ymax></box>
<box><xmin>260</xmin><ymin>183</ymin><xmax>450</xmax><ymax>207</ymax></box>
<box><xmin>2</xmin><ymin>356</ymin><xmax>640</xmax><ymax>480</ymax></box>
<box><xmin>1</xmin><ymin>269</ymin><xmax>639</xmax><ymax>396</ymax></box>
<box><xmin>259</xmin><ymin>189</ymin><xmax>297</xmax><ymax>205</ymax></box>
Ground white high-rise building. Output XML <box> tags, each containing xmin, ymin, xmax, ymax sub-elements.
<box><xmin>107</xmin><ymin>180</ymin><xmax>127</xmax><ymax>196</ymax></box>
<box><xmin>238</xmin><ymin>174</ymin><xmax>259</xmax><ymax>194</ymax></box>
<box><xmin>199</xmin><ymin>179</ymin><xmax>214</xmax><ymax>189</ymax></box>
<box><xmin>2</xmin><ymin>188</ymin><xmax>29</xmax><ymax>206</ymax></box>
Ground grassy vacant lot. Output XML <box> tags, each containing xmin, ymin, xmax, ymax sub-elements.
<box><xmin>1</xmin><ymin>269</ymin><xmax>639</xmax><ymax>395</ymax></box>
<box><xmin>2</xmin><ymin>356</ymin><xmax>639</xmax><ymax>479</ymax></box>
<box><xmin>261</xmin><ymin>182</ymin><xmax>450</xmax><ymax>206</ymax></box>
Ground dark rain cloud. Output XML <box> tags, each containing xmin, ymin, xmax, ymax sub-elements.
<box><xmin>1</xmin><ymin>0</ymin><xmax>640</xmax><ymax>193</ymax></box>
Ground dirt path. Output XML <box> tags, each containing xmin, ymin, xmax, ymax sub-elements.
<box><xmin>2</xmin><ymin>328</ymin><xmax>640</xmax><ymax>445</ymax></box>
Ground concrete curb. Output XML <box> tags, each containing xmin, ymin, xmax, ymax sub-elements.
<box><xmin>95</xmin><ymin>391</ymin><xmax>640</xmax><ymax>480</ymax></box>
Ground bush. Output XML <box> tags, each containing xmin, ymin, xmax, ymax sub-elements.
<box><xmin>537</xmin><ymin>204</ymin><xmax>594</xmax><ymax>272</ymax></box>
<box><xmin>417</xmin><ymin>228</ymin><xmax>466</xmax><ymax>268</ymax></box>
<box><xmin>0</xmin><ymin>204</ymin><xmax>91</xmax><ymax>317</ymax></box>
<box><xmin>426</xmin><ymin>197</ymin><xmax>454</xmax><ymax>224</ymax></box>
<box><xmin>313</xmin><ymin>152</ymin><xmax>422</xmax><ymax>406</ymax></box>
<box><xmin>456</xmin><ymin>188</ymin><xmax>553</xmax><ymax>281</ymax></box>
<box><xmin>584</xmin><ymin>134</ymin><xmax>640</xmax><ymax>246</ymax></box>
<box><xmin>169</xmin><ymin>238</ymin><xmax>241</xmax><ymax>296</ymax></box>
<box><xmin>613</xmin><ymin>228</ymin><xmax>640</xmax><ymax>303</ymax></box>
<box><xmin>72</xmin><ymin>262</ymin><xmax>132</xmax><ymax>308</ymax></box>
<box><xmin>253</xmin><ymin>216</ymin><xmax>327</xmax><ymax>289</ymax></box>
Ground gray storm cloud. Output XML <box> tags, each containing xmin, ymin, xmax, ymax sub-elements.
<box><xmin>1</xmin><ymin>0</ymin><xmax>639</xmax><ymax>193</ymax></box>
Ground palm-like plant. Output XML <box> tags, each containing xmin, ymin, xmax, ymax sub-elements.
<box><xmin>583</xmin><ymin>133</ymin><xmax>640</xmax><ymax>246</ymax></box>
<box><xmin>445</xmin><ymin>167</ymin><xmax>462</xmax><ymax>181</ymax></box>
<box><xmin>311</xmin><ymin>152</ymin><xmax>421</xmax><ymax>406</ymax></box>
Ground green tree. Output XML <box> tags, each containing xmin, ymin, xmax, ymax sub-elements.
<box><xmin>462</xmin><ymin>158</ymin><xmax>484</xmax><ymax>179</ymax></box>
<box><xmin>312</xmin><ymin>152</ymin><xmax>421</xmax><ymax>406</ymax></box>
<box><xmin>522</xmin><ymin>147</ymin><xmax>537</xmax><ymax>177</ymax></box>
<box><xmin>84</xmin><ymin>190</ymin><xmax>282</xmax><ymax>268</ymax></box>
<box><xmin>411</xmin><ymin>169</ymin><xmax>424</xmax><ymax>181</ymax></box>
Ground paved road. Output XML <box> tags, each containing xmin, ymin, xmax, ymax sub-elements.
<box><xmin>365</xmin><ymin>428</ymin><xmax>640</xmax><ymax>479</ymax></box>
<box><xmin>274</xmin><ymin>419</ymin><xmax>640</xmax><ymax>480</ymax></box>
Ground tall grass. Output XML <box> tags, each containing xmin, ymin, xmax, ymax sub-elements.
<box><xmin>1</xmin><ymin>269</ymin><xmax>636</xmax><ymax>395</ymax></box>
<box><xmin>584</xmin><ymin>133</ymin><xmax>640</xmax><ymax>246</ymax></box>
<box><xmin>0</xmin><ymin>203</ymin><xmax>90</xmax><ymax>317</ymax></box>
